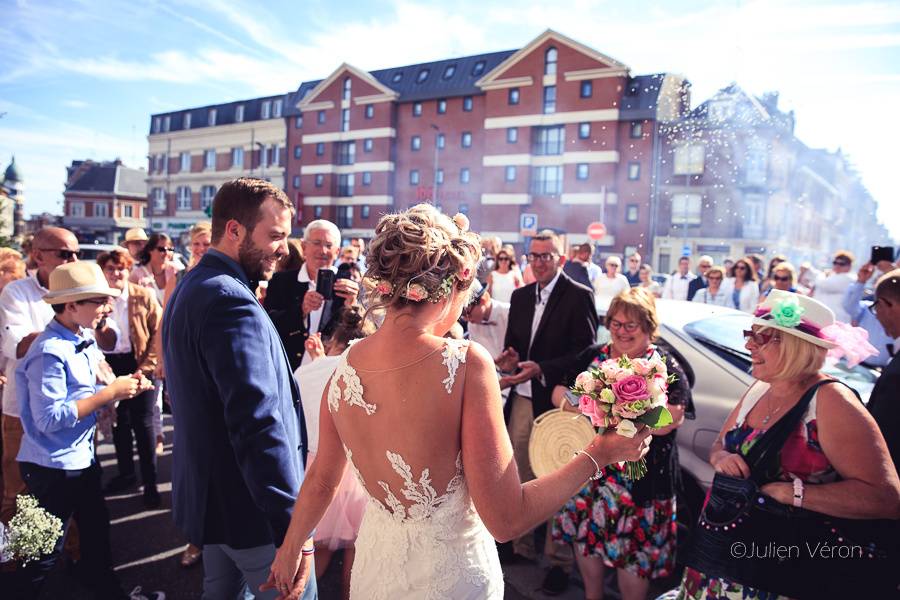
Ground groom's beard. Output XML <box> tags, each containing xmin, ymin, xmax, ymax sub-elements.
<box><xmin>238</xmin><ymin>236</ymin><xmax>277</xmax><ymax>282</ymax></box>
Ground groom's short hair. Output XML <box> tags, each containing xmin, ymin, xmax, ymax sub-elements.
<box><xmin>211</xmin><ymin>178</ymin><xmax>293</xmax><ymax>243</ymax></box>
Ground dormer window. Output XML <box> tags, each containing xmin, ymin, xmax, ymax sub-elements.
<box><xmin>545</xmin><ymin>47</ymin><xmax>558</xmax><ymax>75</ymax></box>
<box><xmin>416</xmin><ymin>69</ymin><xmax>430</xmax><ymax>83</ymax></box>
<box><xmin>392</xmin><ymin>72</ymin><xmax>403</xmax><ymax>83</ymax></box>
<box><xmin>472</xmin><ymin>61</ymin><xmax>486</xmax><ymax>76</ymax></box>
<box><xmin>442</xmin><ymin>64</ymin><xmax>456</xmax><ymax>79</ymax></box>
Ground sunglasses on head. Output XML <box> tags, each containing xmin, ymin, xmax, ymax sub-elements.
<box><xmin>39</xmin><ymin>248</ymin><xmax>81</xmax><ymax>260</ymax></box>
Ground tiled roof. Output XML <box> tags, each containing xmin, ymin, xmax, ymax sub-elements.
<box><xmin>66</xmin><ymin>162</ymin><xmax>145</xmax><ymax>197</ymax></box>
<box><xmin>150</xmin><ymin>93</ymin><xmax>291</xmax><ymax>133</ymax></box>
<box><xmin>619</xmin><ymin>74</ymin><xmax>668</xmax><ymax>119</ymax></box>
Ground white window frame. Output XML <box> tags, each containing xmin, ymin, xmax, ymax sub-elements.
<box><xmin>273</xmin><ymin>99</ymin><xmax>283</xmax><ymax>118</ymax></box>
<box><xmin>123</xmin><ymin>204</ymin><xmax>134</xmax><ymax>218</ymax></box>
<box><xmin>208</xmin><ymin>108</ymin><xmax>217</xmax><ymax>126</ymax></box>
<box><xmin>236</xmin><ymin>104</ymin><xmax>245</xmax><ymax>123</ymax></box>
<box><xmin>93</xmin><ymin>202</ymin><xmax>108</xmax><ymax>218</ymax></box>
<box><xmin>232</xmin><ymin>147</ymin><xmax>244</xmax><ymax>169</ymax></box>
<box><xmin>261</xmin><ymin>100</ymin><xmax>271</xmax><ymax>120</ymax></box>
<box><xmin>152</xmin><ymin>188</ymin><xmax>166</xmax><ymax>211</ymax></box>
<box><xmin>177</xmin><ymin>186</ymin><xmax>192</xmax><ymax>211</ymax></box>
<box><xmin>673</xmin><ymin>145</ymin><xmax>705</xmax><ymax>175</ymax></box>
<box><xmin>204</xmin><ymin>149</ymin><xmax>216</xmax><ymax>170</ymax></box>
<box><xmin>184</xmin><ymin>113</ymin><xmax>192</xmax><ymax>129</ymax></box>
<box><xmin>180</xmin><ymin>152</ymin><xmax>191</xmax><ymax>172</ymax></box>
<box><xmin>461</xmin><ymin>132</ymin><xmax>472</xmax><ymax>148</ymax></box>
<box><xmin>70</xmin><ymin>201</ymin><xmax>84</xmax><ymax>217</ymax></box>
<box><xmin>201</xmin><ymin>185</ymin><xmax>215</xmax><ymax>209</ymax></box>
<box><xmin>671</xmin><ymin>193</ymin><xmax>702</xmax><ymax>225</ymax></box>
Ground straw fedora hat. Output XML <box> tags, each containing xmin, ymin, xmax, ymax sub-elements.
<box><xmin>752</xmin><ymin>289</ymin><xmax>836</xmax><ymax>349</ymax></box>
<box><xmin>43</xmin><ymin>262</ymin><xmax>121</xmax><ymax>305</ymax></box>
<box><xmin>123</xmin><ymin>228</ymin><xmax>148</xmax><ymax>242</ymax></box>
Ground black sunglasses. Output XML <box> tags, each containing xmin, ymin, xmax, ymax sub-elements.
<box><xmin>773</xmin><ymin>275</ymin><xmax>792</xmax><ymax>282</ymax></box>
<box><xmin>155</xmin><ymin>246</ymin><xmax>175</xmax><ymax>253</ymax></box>
<box><xmin>39</xmin><ymin>248</ymin><xmax>81</xmax><ymax>260</ymax></box>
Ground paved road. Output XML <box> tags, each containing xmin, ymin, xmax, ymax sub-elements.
<box><xmin>38</xmin><ymin>416</ymin><xmax>681</xmax><ymax>599</ymax></box>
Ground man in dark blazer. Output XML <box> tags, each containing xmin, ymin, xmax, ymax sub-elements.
<box><xmin>163</xmin><ymin>179</ymin><xmax>317</xmax><ymax>600</ymax></box>
<box><xmin>687</xmin><ymin>255</ymin><xmax>713</xmax><ymax>301</ymax></box>
<box><xmin>265</xmin><ymin>220</ymin><xmax>359</xmax><ymax>371</ymax></box>
<box><xmin>497</xmin><ymin>230</ymin><xmax>597</xmax><ymax>593</ymax></box>
<box><xmin>869</xmin><ymin>268</ymin><xmax>900</xmax><ymax>472</ymax></box>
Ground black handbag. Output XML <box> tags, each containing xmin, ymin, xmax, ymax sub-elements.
<box><xmin>683</xmin><ymin>380</ymin><xmax>898</xmax><ymax>599</ymax></box>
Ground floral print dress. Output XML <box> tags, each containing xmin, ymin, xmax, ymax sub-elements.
<box><xmin>552</xmin><ymin>344</ymin><xmax>693</xmax><ymax>580</ymax></box>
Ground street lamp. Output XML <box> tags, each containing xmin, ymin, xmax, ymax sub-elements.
<box><xmin>430</xmin><ymin>124</ymin><xmax>440</xmax><ymax>206</ymax></box>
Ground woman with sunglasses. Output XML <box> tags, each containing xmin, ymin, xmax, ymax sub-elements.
<box><xmin>486</xmin><ymin>248</ymin><xmax>523</xmax><ymax>303</ymax></box>
<box><xmin>762</xmin><ymin>262</ymin><xmax>802</xmax><ymax>297</ymax></box>
<box><xmin>550</xmin><ymin>288</ymin><xmax>693</xmax><ymax>600</ymax></box>
<box><xmin>131</xmin><ymin>233</ymin><xmax>180</xmax><ymax>306</ymax></box>
<box><xmin>728</xmin><ymin>257</ymin><xmax>760</xmax><ymax>313</ymax></box>
<box><xmin>691</xmin><ymin>265</ymin><xmax>730</xmax><ymax>306</ymax></box>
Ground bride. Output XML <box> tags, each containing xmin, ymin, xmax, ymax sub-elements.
<box><xmin>264</xmin><ymin>204</ymin><xmax>652</xmax><ymax>599</ymax></box>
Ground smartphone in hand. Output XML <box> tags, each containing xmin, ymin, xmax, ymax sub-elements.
<box><xmin>871</xmin><ymin>246</ymin><xmax>894</xmax><ymax>266</ymax></box>
<box><xmin>317</xmin><ymin>268</ymin><xmax>336</xmax><ymax>300</ymax></box>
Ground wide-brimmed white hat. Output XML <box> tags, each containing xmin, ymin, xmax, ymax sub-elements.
<box><xmin>752</xmin><ymin>289</ymin><xmax>836</xmax><ymax>349</ymax></box>
<box><xmin>123</xmin><ymin>228</ymin><xmax>148</xmax><ymax>242</ymax></box>
<box><xmin>43</xmin><ymin>262</ymin><xmax>121</xmax><ymax>305</ymax></box>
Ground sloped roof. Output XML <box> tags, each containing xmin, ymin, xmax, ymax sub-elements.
<box><xmin>66</xmin><ymin>162</ymin><xmax>146</xmax><ymax>197</ymax></box>
<box><xmin>150</xmin><ymin>93</ymin><xmax>291</xmax><ymax>133</ymax></box>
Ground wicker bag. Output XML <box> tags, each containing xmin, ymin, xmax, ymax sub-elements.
<box><xmin>528</xmin><ymin>405</ymin><xmax>596</xmax><ymax>477</ymax></box>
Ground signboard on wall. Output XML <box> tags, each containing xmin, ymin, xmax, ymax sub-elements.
<box><xmin>520</xmin><ymin>213</ymin><xmax>538</xmax><ymax>237</ymax></box>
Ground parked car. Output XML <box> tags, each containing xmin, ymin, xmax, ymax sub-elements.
<box><xmin>78</xmin><ymin>243</ymin><xmax>120</xmax><ymax>261</ymax></box>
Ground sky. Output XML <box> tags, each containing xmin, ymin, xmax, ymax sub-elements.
<box><xmin>1</xmin><ymin>0</ymin><xmax>898</xmax><ymax>239</ymax></box>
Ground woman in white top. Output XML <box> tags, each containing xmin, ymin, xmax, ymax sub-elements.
<box><xmin>728</xmin><ymin>257</ymin><xmax>760</xmax><ymax>313</ymax></box>
<box><xmin>593</xmin><ymin>256</ymin><xmax>631</xmax><ymax>305</ymax></box>
<box><xmin>638</xmin><ymin>263</ymin><xmax>662</xmax><ymax>298</ymax></box>
<box><xmin>485</xmin><ymin>248</ymin><xmax>523</xmax><ymax>303</ymax></box>
<box><xmin>692</xmin><ymin>266</ymin><xmax>731</xmax><ymax>306</ymax></box>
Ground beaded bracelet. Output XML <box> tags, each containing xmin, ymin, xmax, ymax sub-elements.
<box><xmin>301</xmin><ymin>545</ymin><xmax>315</xmax><ymax>556</ymax></box>
<box><xmin>573</xmin><ymin>450</ymin><xmax>605</xmax><ymax>482</ymax></box>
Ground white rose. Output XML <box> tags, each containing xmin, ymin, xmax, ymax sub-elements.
<box><xmin>616</xmin><ymin>419</ymin><xmax>638</xmax><ymax>438</ymax></box>
<box><xmin>575</xmin><ymin>372</ymin><xmax>596</xmax><ymax>393</ymax></box>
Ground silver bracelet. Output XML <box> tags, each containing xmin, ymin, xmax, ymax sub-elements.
<box><xmin>573</xmin><ymin>450</ymin><xmax>604</xmax><ymax>481</ymax></box>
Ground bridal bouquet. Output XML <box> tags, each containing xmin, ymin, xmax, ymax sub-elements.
<box><xmin>571</xmin><ymin>353</ymin><xmax>675</xmax><ymax>480</ymax></box>
<box><xmin>0</xmin><ymin>495</ymin><xmax>63</xmax><ymax>565</ymax></box>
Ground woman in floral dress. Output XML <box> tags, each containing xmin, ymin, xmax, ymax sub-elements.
<box><xmin>551</xmin><ymin>288</ymin><xmax>694</xmax><ymax>600</ymax></box>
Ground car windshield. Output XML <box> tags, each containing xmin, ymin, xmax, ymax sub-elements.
<box><xmin>684</xmin><ymin>313</ymin><xmax>878</xmax><ymax>403</ymax></box>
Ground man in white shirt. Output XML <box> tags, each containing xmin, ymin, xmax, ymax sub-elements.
<box><xmin>812</xmin><ymin>250</ymin><xmax>855</xmax><ymax>323</ymax></box>
<box><xmin>463</xmin><ymin>287</ymin><xmax>511</xmax><ymax>402</ymax></box>
<box><xmin>0</xmin><ymin>227</ymin><xmax>79</xmax><ymax>522</ymax></box>
<box><xmin>662</xmin><ymin>256</ymin><xmax>697</xmax><ymax>301</ymax></box>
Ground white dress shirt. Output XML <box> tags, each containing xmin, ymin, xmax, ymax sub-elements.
<box><xmin>298</xmin><ymin>264</ymin><xmax>338</xmax><ymax>367</ymax></box>
<box><xmin>469</xmin><ymin>300</ymin><xmax>511</xmax><ymax>402</ymax></box>
<box><xmin>662</xmin><ymin>271</ymin><xmax>697</xmax><ymax>301</ymax></box>
<box><xmin>0</xmin><ymin>275</ymin><xmax>55</xmax><ymax>417</ymax></box>
<box><xmin>518</xmin><ymin>270</ymin><xmax>560</xmax><ymax>398</ymax></box>
<box><xmin>814</xmin><ymin>272</ymin><xmax>855</xmax><ymax>323</ymax></box>
<box><xmin>106</xmin><ymin>285</ymin><xmax>132</xmax><ymax>354</ymax></box>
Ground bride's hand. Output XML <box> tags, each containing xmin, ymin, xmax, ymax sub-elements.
<box><xmin>585</xmin><ymin>424</ymin><xmax>652</xmax><ymax>466</ymax></box>
<box><xmin>261</xmin><ymin>541</ymin><xmax>313</xmax><ymax>600</ymax></box>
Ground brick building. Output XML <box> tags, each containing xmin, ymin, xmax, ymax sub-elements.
<box><xmin>62</xmin><ymin>159</ymin><xmax>147</xmax><ymax>243</ymax></box>
<box><xmin>284</xmin><ymin>30</ymin><xmax>689</xmax><ymax>253</ymax></box>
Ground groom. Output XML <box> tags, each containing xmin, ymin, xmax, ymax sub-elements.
<box><xmin>163</xmin><ymin>178</ymin><xmax>316</xmax><ymax>599</ymax></box>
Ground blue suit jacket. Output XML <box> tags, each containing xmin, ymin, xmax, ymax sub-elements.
<box><xmin>163</xmin><ymin>250</ymin><xmax>308</xmax><ymax>549</ymax></box>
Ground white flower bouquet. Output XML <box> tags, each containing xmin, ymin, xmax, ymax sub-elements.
<box><xmin>0</xmin><ymin>495</ymin><xmax>64</xmax><ymax>565</ymax></box>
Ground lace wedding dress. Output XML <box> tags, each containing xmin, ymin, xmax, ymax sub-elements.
<box><xmin>326</xmin><ymin>338</ymin><xmax>504</xmax><ymax>599</ymax></box>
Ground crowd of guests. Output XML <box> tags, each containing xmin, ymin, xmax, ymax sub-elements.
<box><xmin>0</xmin><ymin>183</ymin><xmax>898</xmax><ymax>600</ymax></box>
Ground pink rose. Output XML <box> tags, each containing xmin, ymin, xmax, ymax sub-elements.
<box><xmin>578</xmin><ymin>395</ymin><xmax>595</xmax><ymax>417</ymax></box>
<box><xmin>575</xmin><ymin>371</ymin><xmax>596</xmax><ymax>393</ymax></box>
<box><xmin>632</xmin><ymin>358</ymin><xmax>653</xmax><ymax>376</ymax></box>
<box><xmin>375</xmin><ymin>281</ymin><xmax>393</xmax><ymax>295</ymax></box>
<box><xmin>600</xmin><ymin>360</ymin><xmax>631</xmax><ymax>382</ymax></box>
<box><xmin>612</xmin><ymin>375</ymin><xmax>651</xmax><ymax>405</ymax></box>
<box><xmin>404</xmin><ymin>283</ymin><xmax>428</xmax><ymax>301</ymax></box>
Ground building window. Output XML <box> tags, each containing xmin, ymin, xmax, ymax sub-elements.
<box><xmin>411</xmin><ymin>136</ymin><xmax>421</xmax><ymax>151</ymax></box>
<box><xmin>316</xmin><ymin>142</ymin><xmax>325</xmax><ymax>156</ymax></box>
<box><xmin>204</xmin><ymin>149</ymin><xmax>216</xmax><ymax>170</ymax></box>
<box><xmin>123</xmin><ymin>204</ymin><xmax>133</xmax><ymax>218</ymax></box>
<box><xmin>463</xmin><ymin>96</ymin><xmax>473</xmax><ymax>112</ymax></box>
<box><xmin>508</xmin><ymin>88</ymin><xmax>520</xmax><ymax>105</ymax></box>
<box><xmin>472</xmin><ymin>60</ymin><xmax>486</xmax><ymax>76</ymax></box>
<box><xmin>365</xmin><ymin>104</ymin><xmax>374</xmax><ymax>119</ymax></box>
<box><xmin>442</xmin><ymin>64</ymin><xmax>456</xmax><ymax>79</ymax></box>
<box><xmin>315</xmin><ymin>174</ymin><xmax>324</xmax><ymax>188</ymax></box>
<box><xmin>532</xmin><ymin>125</ymin><xmax>564</xmax><ymax>155</ymax></box>
<box><xmin>184</xmin><ymin>113</ymin><xmax>192</xmax><ymax>129</ymax></box>
<box><xmin>314</xmin><ymin>206</ymin><xmax>324</xmax><ymax>219</ymax></box>
<box><xmin>232</xmin><ymin>147</ymin><xmax>244</xmax><ymax>168</ymax></box>
<box><xmin>177</xmin><ymin>186</ymin><xmax>192</xmax><ymax>211</ymax></box>
<box><xmin>335</xmin><ymin>141</ymin><xmax>355</xmax><ymax>165</ymax></box>
<box><xmin>201</xmin><ymin>185</ymin><xmax>215</xmax><ymax>209</ymax></box>
<box><xmin>576</xmin><ymin>163</ymin><xmax>589</xmax><ymax>180</ymax></box>
<box><xmin>392</xmin><ymin>72</ymin><xmax>403</xmax><ymax>83</ymax></box>
<box><xmin>362</xmin><ymin>171</ymin><xmax>372</xmax><ymax>186</ymax></box>
<box><xmin>341</xmin><ymin>108</ymin><xmax>350</xmax><ymax>132</ymax></box>
<box><xmin>292</xmin><ymin>175</ymin><xmax>300</xmax><ymax>189</ymax></box>
<box><xmin>271</xmin><ymin>145</ymin><xmax>281</xmax><ymax>167</ymax></box>
<box><xmin>531</xmin><ymin>166</ymin><xmax>563</xmax><ymax>195</ymax></box>
<box><xmin>152</xmin><ymin>117</ymin><xmax>160</xmax><ymax>133</ymax></box>
<box><xmin>673</xmin><ymin>145</ymin><xmax>705</xmax><ymax>175</ymax></box>
<box><xmin>461</xmin><ymin>132</ymin><xmax>472</xmax><ymax>148</ymax></box>
<box><xmin>580</xmin><ymin>80</ymin><xmax>592</xmax><ymax>98</ymax></box>
<box><xmin>626</xmin><ymin>204</ymin><xmax>639</xmax><ymax>223</ymax></box>
<box><xmin>413</xmin><ymin>102</ymin><xmax>422</xmax><ymax>117</ymax></box>
<box><xmin>261</xmin><ymin>100</ymin><xmax>271</xmax><ymax>119</ymax></box>
<box><xmin>630</xmin><ymin>121</ymin><xmax>643</xmax><ymax>138</ymax></box>
<box><xmin>273</xmin><ymin>99</ymin><xmax>283</xmax><ymax>118</ymax></box>
<box><xmin>180</xmin><ymin>152</ymin><xmax>191</xmax><ymax>172</ymax></box>
<box><xmin>416</xmin><ymin>69</ymin><xmax>430</xmax><ymax>83</ymax></box>
<box><xmin>628</xmin><ymin>162</ymin><xmax>640</xmax><ymax>180</ymax></box>
<box><xmin>152</xmin><ymin>188</ymin><xmax>166</xmax><ymax>210</ymax></box>
<box><xmin>337</xmin><ymin>174</ymin><xmax>354</xmax><ymax>197</ymax></box>
<box><xmin>69</xmin><ymin>202</ymin><xmax>84</xmax><ymax>217</ymax></box>
<box><xmin>363</xmin><ymin>138</ymin><xmax>373</xmax><ymax>152</ymax></box>
<box><xmin>433</xmin><ymin>169</ymin><xmax>443</xmax><ymax>185</ymax></box>
<box><xmin>437</xmin><ymin>99</ymin><xmax>447</xmax><ymax>114</ymax></box>
<box><xmin>507</xmin><ymin>127</ymin><xmax>518</xmax><ymax>143</ymax></box>
<box><xmin>295</xmin><ymin>115</ymin><xmax>303</xmax><ymax>128</ymax></box>
<box><xmin>745</xmin><ymin>141</ymin><xmax>768</xmax><ymax>185</ymax></box>
<box><xmin>410</xmin><ymin>170</ymin><xmax>420</xmax><ymax>185</ymax></box>
<box><xmin>235</xmin><ymin>105</ymin><xmax>244</xmax><ymax>123</ymax></box>
<box><xmin>460</xmin><ymin>168</ymin><xmax>470</xmax><ymax>184</ymax></box>
<box><xmin>671</xmin><ymin>194</ymin><xmax>702</xmax><ymax>225</ymax></box>
<box><xmin>543</xmin><ymin>85</ymin><xmax>556</xmax><ymax>114</ymax></box>
<box><xmin>361</xmin><ymin>205</ymin><xmax>370</xmax><ymax>219</ymax></box>
<box><xmin>294</xmin><ymin>145</ymin><xmax>302</xmax><ymax>159</ymax></box>
<box><xmin>343</xmin><ymin>77</ymin><xmax>351</xmax><ymax>101</ymax></box>
<box><xmin>436</xmin><ymin>133</ymin><xmax>445</xmax><ymax>149</ymax></box>
<box><xmin>545</xmin><ymin>46</ymin><xmax>557</xmax><ymax>75</ymax></box>
<box><xmin>317</xmin><ymin>110</ymin><xmax>326</xmax><ymax>124</ymax></box>
<box><xmin>208</xmin><ymin>109</ymin><xmax>217</xmax><ymax>126</ymax></box>
<box><xmin>163</xmin><ymin>116</ymin><xmax>170</xmax><ymax>132</ymax></box>
<box><xmin>94</xmin><ymin>203</ymin><xmax>108</xmax><ymax>218</ymax></box>
<box><xmin>578</xmin><ymin>122</ymin><xmax>590</xmax><ymax>139</ymax></box>
<box><xmin>337</xmin><ymin>206</ymin><xmax>353</xmax><ymax>229</ymax></box>
<box><xmin>505</xmin><ymin>166</ymin><xmax>516</xmax><ymax>182</ymax></box>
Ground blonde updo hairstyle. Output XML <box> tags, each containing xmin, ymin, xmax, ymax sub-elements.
<box><xmin>365</xmin><ymin>204</ymin><xmax>482</xmax><ymax>321</ymax></box>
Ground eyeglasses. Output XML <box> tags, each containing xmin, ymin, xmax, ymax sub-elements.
<box><xmin>735</xmin><ymin>265</ymin><xmax>748</xmax><ymax>270</ymax></box>
<box><xmin>38</xmin><ymin>248</ymin><xmax>81</xmax><ymax>260</ymax></box>
<box><xmin>707</xmin><ymin>276</ymin><xmax>723</xmax><ymax>281</ymax></box>
<box><xmin>773</xmin><ymin>275</ymin><xmax>792</xmax><ymax>283</ymax></box>
<box><xmin>833</xmin><ymin>260</ymin><xmax>850</xmax><ymax>267</ymax></box>
<box><xmin>77</xmin><ymin>298</ymin><xmax>112</xmax><ymax>307</ymax></box>
<box><xmin>497</xmin><ymin>256</ymin><xmax>510</xmax><ymax>262</ymax></box>
<box><xmin>868</xmin><ymin>296</ymin><xmax>893</xmax><ymax>316</ymax></box>
<box><xmin>743</xmin><ymin>329</ymin><xmax>779</xmax><ymax>346</ymax></box>
<box><xmin>527</xmin><ymin>252</ymin><xmax>557</xmax><ymax>263</ymax></box>
<box><xmin>155</xmin><ymin>246</ymin><xmax>175</xmax><ymax>253</ymax></box>
<box><xmin>608</xmin><ymin>319</ymin><xmax>640</xmax><ymax>333</ymax></box>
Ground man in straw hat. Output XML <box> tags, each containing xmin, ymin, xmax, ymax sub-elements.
<box><xmin>9</xmin><ymin>261</ymin><xmax>159</xmax><ymax>599</ymax></box>
<box><xmin>121</xmin><ymin>227</ymin><xmax>149</xmax><ymax>262</ymax></box>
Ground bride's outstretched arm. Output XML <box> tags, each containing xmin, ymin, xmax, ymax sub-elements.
<box><xmin>462</xmin><ymin>343</ymin><xmax>651</xmax><ymax>543</ymax></box>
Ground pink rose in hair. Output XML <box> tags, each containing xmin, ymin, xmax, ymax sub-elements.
<box><xmin>404</xmin><ymin>283</ymin><xmax>428</xmax><ymax>302</ymax></box>
<box><xmin>375</xmin><ymin>281</ymin><xmax>393</xmax><ymax>295</ymax></box>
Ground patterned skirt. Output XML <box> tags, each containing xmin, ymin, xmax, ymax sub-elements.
<box><xmin>552</xmin><ymin>469</ymin><xmax>677</xmax><ymax>580</ymax></box>
<box><xmin>655</xmin><ymin>567</ymin><xmax>789</xmax><ymax>600</ymax></box>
